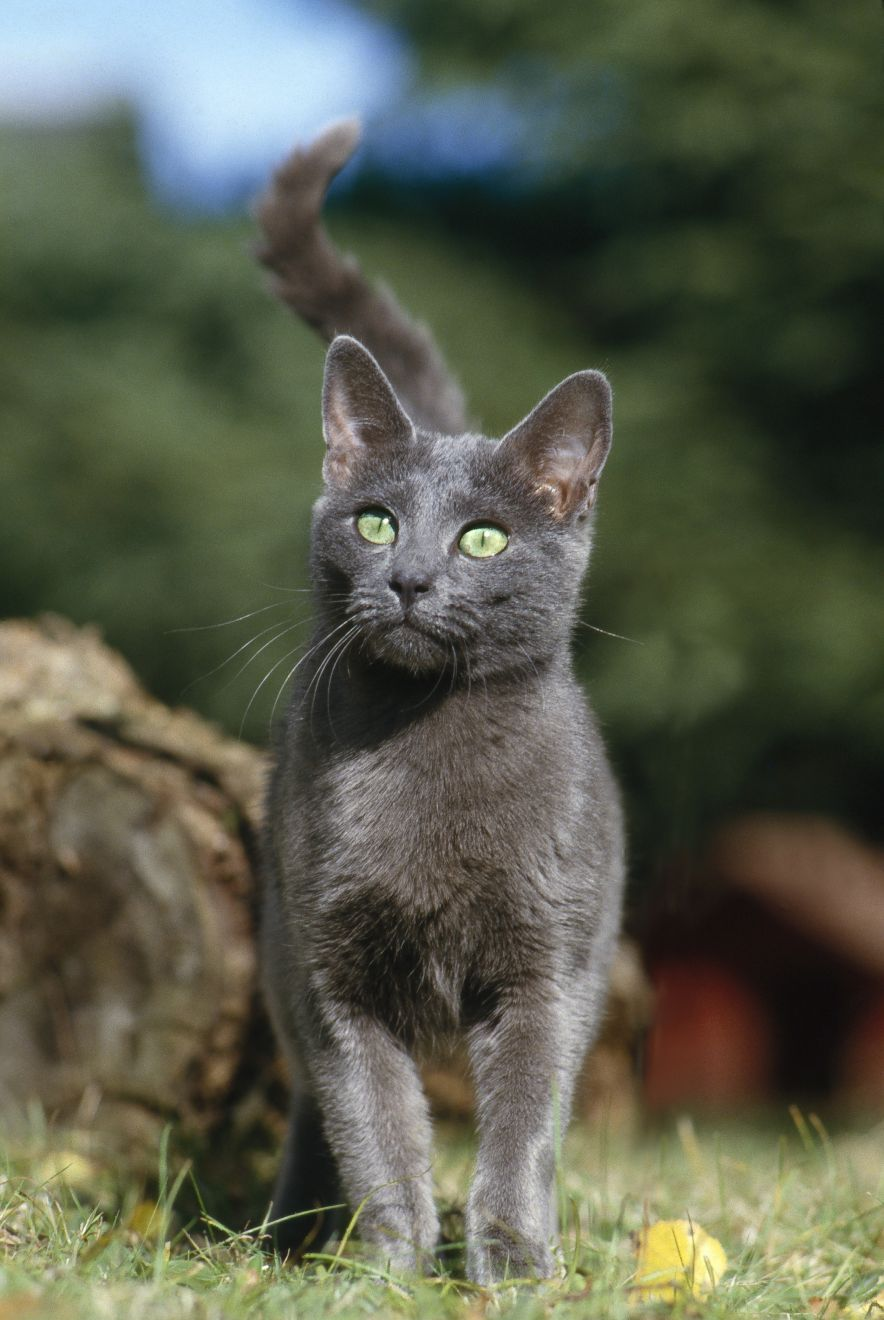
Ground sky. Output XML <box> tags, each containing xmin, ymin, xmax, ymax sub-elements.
<box><xmin>0</xmin><ymin>0</ymin><xmax>530</xmax><ymax>207</ymax></box>
<box><xmin>0</xmin><ymin>0</ymin><xmax>410</xmax><ymax>205</ymax></box>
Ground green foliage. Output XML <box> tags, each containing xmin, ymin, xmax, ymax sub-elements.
<box><xmin>1</xmin><ymin>1117</ymin><xmax>882</xmax><ymax>1317</ymax></box>
<box><xmin>1</xmin><ymin>118</ymin><xmax>317</xmax><ymax>709</ymax></box>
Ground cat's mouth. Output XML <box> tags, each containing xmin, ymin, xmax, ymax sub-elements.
<box><xmin>365</xmin><ymin>615</ymin><xmax>452</xmax><ymax>673</ymax></box>
<box><xmin>400</xmin><ymin>615</ymin><xmax>433</xmax><ymax>635</ymax></box>
<box><xmin>395</xmin><ymin>615</ymin><xmax>452</xmax><ymax>646</ymax></box>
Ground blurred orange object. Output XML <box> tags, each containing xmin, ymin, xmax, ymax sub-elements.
<box><xmin>644</xmin><ymin>959</ymin><xmax>773</xmax><ymax>1110</ymax></box>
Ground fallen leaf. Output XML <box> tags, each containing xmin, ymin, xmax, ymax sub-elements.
<box><xmin>125</xmin><ymin>1200</ymin><xmax>165</xmax><ymax>1242</ymax></box>
<box><xmin>632</xmin><ymin>1219</ymin><xmax>728</xmax><ymax>1303</ymax></box>
<box><xmin>33</xmin><ymin>1151</ymin><xmax>99</xmax><ymax>1196</ymax></box>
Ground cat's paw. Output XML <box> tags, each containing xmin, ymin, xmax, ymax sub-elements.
<box><xmin>356</xmin><ymin>1204</ymin><xmax>440</xmax><ymax>1279</ymax></box>
<box><xmin>466</xmin><ymin>1223</ymin><xmax>555</xmax><ymax>1287</ymax></box>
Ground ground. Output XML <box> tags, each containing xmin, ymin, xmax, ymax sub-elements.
<box><xmin>1</xmin><ymin>1112</ymin><xmax>881</xmax><ymax>1318</ymax></box>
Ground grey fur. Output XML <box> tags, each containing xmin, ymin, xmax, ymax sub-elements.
<box><xmin>254</xmin><ymin>118</ymin><xmax>469</xmax><ymax>434</ymax></box>
<box><xmin>257</xmin><ymin>124</ymin><xmax>625</xmax><ymax>1285</ymax></box>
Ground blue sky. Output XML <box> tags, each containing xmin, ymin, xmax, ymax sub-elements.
<box><xmin>0</xmin><ymin>0</ymin><xmax>416</xmax><ymax>204</ymax></box>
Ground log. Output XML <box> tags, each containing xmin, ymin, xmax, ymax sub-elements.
<box><xmin>0</xmin><ymin>615</ymin><xmax>648</xmax><ymax>1169</ymax></box>
<box><xmin>0</xmin><ymin>615</ymin><xmax>267</xmax><ymax>1157</ymax></box>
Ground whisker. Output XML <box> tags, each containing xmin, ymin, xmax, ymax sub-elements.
<box><xmin>324</xmin><ymin>626</ymin><xmax>361</xmax><ymax>736</ymax></box>
<box><xmin>264</xmin><ymin>617</ymin><xmax>358</xmax><ymax>736</ymax></box>
<box><xmin>449</xmin><ymin>642</ymin><xmax>460</xmax><ymax>701</ymax></box>
<box><xmin>219</xmin><ymin>619</ymin><xmax>310</xmax><ymax>696</ymax></box>
<box><xmin>167</xmin><ymin>600</ymin><xmax>289</xmax><ymax>634</ymax></box>
<box><xmin>575</xmin><ymin>620</ymin><xmax>642</xmax><ymax>645</ymax></box>
<box><xmin>259</xmin><ymin>582</ymin><xmax>352</xmax><ymax>604</ymax></box>
<box><xmin>256</xmin><ymin>583</ymin><xmax>314</xmax><ymax>594</ymax></box>
<box><xmin>304</xmin><ymin>631</ymin><xmax>345</xmax><ymax>713</ymax></box>
<box><xmin>239</xmin><ymin>641</ymin><xmax>309</xmax><ymax>739</ymax></box>
<box><xmin>403</xmin><ymin>657</ymin><xmax>447</xmax><ymax>713</ymax></box>
<box><xmin>307</xmin><ymin>625</ymin><xmax>361</xmax><ymax>729</ymax></box>
<box><xmin>268</xmin><ymin>659</ymin><xmax>298</xmax><ymax>733</ymax></box>
<box><xmin>179</xmin><ymin>614</ymin><xmax>310</xmax><ymax>696</ymax></box>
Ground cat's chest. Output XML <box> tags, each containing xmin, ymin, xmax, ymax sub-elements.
<box><xmin>297</xmin><ymin>689</ymin><xmax>588</xmax><ymax>1032</ymax></box>
<box><xmin>313</xmin><ymin>843</ymin><xmax>556</xmax><ymax>1037</ymax></box>
<box><xmin>316</xmin><ymin>712</ymin><xmax>568</xmax><ymax>896</ymax></box>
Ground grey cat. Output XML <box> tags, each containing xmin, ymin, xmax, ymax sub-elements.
<box><xmin>255</xmin><ymin>120</ymin><xmax>625</xmax><ymax>1285</ymax></box>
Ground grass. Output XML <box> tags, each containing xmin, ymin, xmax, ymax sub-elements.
<box><xmin>1</xmin><ymin>1112</ymin><xmax>882</xmax><ymax>1319</ymax></box>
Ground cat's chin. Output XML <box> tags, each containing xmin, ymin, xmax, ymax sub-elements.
<box><xmin>365</xmin><ymin>622</ymin><xmax>452</xmax><ymax>675</ymax></box>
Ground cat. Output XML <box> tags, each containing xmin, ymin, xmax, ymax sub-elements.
<box><xmin>254</xmin><ymin>119</ymin><xmax>625</xmax><ymax>1285</ymax></box>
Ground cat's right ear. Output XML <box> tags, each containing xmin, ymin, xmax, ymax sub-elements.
<box><xmin>321</xmin><ymin>335</ymin><xmax>415</xmax><ymax>484</ymax></box>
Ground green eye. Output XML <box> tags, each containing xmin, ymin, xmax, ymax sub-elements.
<box><xmin>356</xmin><ymin>508</ymin><xmax>397</xmax><ymax>545</ymax></box>
<box><xmin>458</xmin><ymin>524</ymin><xmax>509</xmax><ymax>558</ymax></box>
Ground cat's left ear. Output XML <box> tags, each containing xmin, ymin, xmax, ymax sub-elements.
<box><xmin>498</xmin><ymin>370</ymin><xmax>612</xmax><ymax>519</ymax></box>
<box><xmin>322</xmin><ymin>335</ymin><xmax>415</xmax><ymax>485</ymax></box>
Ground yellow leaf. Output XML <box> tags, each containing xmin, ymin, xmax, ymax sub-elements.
<box><xmin>33</xmin><ymin>1150</ymin><xmax>99</xmax><ymax>1196</ymax></box>
<box><xmin>632</xmin><ymin>1219</ymin><xmax>728</xmax><ymax>1303</ymax></box>
<box><xmin>125</xmin><ymin>1200</ymin><xmax>164</xmax><ymax>1242</ymax></box>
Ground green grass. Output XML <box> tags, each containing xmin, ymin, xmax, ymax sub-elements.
<box><xmin>1</xmin><ymin>1113</ymin><xmax>882</xmax><ymax>1318</ymax></box>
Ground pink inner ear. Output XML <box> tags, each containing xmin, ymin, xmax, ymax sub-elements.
<box><xmin>537</xmin><ymin>474</ymin><xmax>594</xmax><ymax>519</ymax></box>
<box><xmin>535</xmin><ymin>439</ymin><xmax>586</xmax><ymax>515</ymax></box>
<box><xmin>325</xmin><ymin>395</ymin><xmax>356</xmax><ymax>453</ymax></box>
<box><xmin>534</xmin><ymin>432</ymin><xmax>608</xmax><ymax>518</ymax></box>
<box><xmin>322</xmin><ymin>446</ymin><xmax>354</xmax><ymax>486</ymax></box>
<box><xmin>545</xmin><ymin>433</ymin><xmax>591</xmax><ymax>482</ymax></box>
<box><xmin>498</xmin><ymin>368</ymin><xmax>613</xmax><ymax>519</ymax></box>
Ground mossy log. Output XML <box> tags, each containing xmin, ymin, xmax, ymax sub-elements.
<box><xmin>0</xmin><ymin>616</ymin><xmax>648</xmax><ymax>1166</ymax></box>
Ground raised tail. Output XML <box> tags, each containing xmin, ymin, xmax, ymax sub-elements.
<box><xmin>254</xmin><ymin>118</ymin><xmax>469</xmax><ymax>435</ymax></box>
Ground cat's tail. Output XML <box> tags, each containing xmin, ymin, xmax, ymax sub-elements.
<box><xmin>254</xmin><ymin>118</ymin><xmax>469</xmax><ymax>435</ymax></box>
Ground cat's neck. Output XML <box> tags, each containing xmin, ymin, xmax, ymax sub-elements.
<box><xmin>291</xmin><ymin>629</ymin><xmax>568</xmax><ymax>752</ymax></box>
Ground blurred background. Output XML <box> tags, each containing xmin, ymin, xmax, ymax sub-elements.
<box><xmin>2</xmin><ymin>0</ymin><xmax>882</xmax><ymax>1115</ymax></box>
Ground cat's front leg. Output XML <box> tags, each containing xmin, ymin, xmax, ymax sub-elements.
<box><xmin>465</xmin><ymin>983</ymin><xmax>581</xmax><ymax>1285</ymax></box>
<box><xmin>306</xmin><ymin>1005</ymin><xmax>439</xmax><ymax>1276</ymax></box>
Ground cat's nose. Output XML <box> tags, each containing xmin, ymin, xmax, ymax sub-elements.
<box><xmin>388</xmin><ymin>573</ymin><xmax>432</xmax><ymax>614</ymax></box>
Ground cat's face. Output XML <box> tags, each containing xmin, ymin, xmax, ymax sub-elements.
<box><xmin>310</xmin><ymin>337</ymin><xmax>613</xmax><ymax>679</ymax></box>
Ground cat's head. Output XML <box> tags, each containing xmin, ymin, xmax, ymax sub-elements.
<box><xmin>310</xmin><ymin>335</ymin><xmax>613</xmax><ymax>678</ymax></box>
